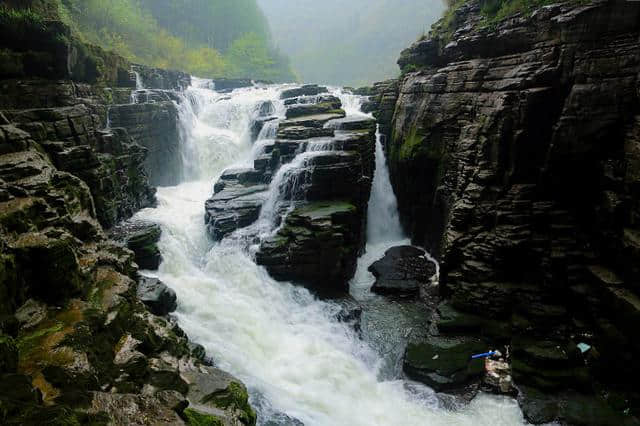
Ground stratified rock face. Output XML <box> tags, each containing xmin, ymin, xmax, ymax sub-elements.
<box><xmin>132</xmin><ymin>64</ymin><xmax>191</xmax><ymax>91</ymax></box>
<box><xmin>115</xmin><ymin>222</ymin><xmax>163</xmax><ymax>270</ymax></box>
<box><xmin>1</xmin><ymin>10</ymin><xmax>258</xmax><ymax>423</ymax></box>
<box><xmin>0</xmin><ymin>99</ymin><xmax>156</xmax><ymax>229</ymax></box>
<box><xmin>376</xmin><ymin>0</ymin><xmax>640</xmax><ymax>421</ymax></box>
<box><xmin>256</xmin><ymin>202</ymin><xmax>362</xmax><ymax>294</ymax></box>
<box><xmin>369</xmin><ymin>246</ymin><xmax>437</xmax><ymax>296</ymax></box>
<box><xmin>205</xmin><ymin>87</ymin><xmax>376</xmax><ymax>294</ymax></box>
<box><xmin>108</xmin><ymin>101</ymin><xmax>182</xmax><ymax>187</ymax></box>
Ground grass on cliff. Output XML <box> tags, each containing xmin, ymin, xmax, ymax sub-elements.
<box><xmin>480</xmin><ymin>0</ymin><xmax>592</xmax><ymax>25</ymax></box>
<box><xmin>6</xmin><ymin>0</ymin><xmax>295</xmax><ymax>81</ymax></box>
<box><xmin>433</xmin><ymin>0</ymin><xmax>593</xmax><ymax>40</ymax></box>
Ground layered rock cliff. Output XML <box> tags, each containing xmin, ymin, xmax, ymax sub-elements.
<box><xmin>205</xmin><ymin>87</ymin><xmax>376</xmax><ymax>295</ymax></box>
<box><xmin>367</xmin><ymin>0</ymin><xmax>640</xmax><ymax>423</ymax></box>
<box><xmin>0</xmin><ymin>5</ymin><xmax>256</xmax><ymax>425</ymax></box>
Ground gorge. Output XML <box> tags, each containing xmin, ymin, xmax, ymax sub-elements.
<box><xmin>1</xmin><ymin>0</ymin><xmax>640</xmax><ymax>425</ymax></box>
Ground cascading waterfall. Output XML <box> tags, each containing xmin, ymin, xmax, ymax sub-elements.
<box><xmin>135</xmin><ymin>81</ymin><xmax>527</xmax><ymax>426</ymax></box>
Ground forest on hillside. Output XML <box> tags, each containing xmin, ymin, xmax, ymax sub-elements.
<box><xmin>57</xmin><ymin>0</ymin><xmax>295</xmax><ymax>81</ymax></box>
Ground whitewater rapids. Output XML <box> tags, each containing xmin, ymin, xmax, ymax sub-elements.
<box><xmin>135</xmin><ymin>80</ymin><xmax>527</xmax><ymax>426</ymax></box>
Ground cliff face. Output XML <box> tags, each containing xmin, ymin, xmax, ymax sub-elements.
<box><xmin>374</xmin><ymin>0</ymin><xmax>640</xmax><ymax>422</ymax></box>
<box><xmin>0</xmin><ymin>10</ymin><xmax>256</xmax><ymax>425</ymax></box>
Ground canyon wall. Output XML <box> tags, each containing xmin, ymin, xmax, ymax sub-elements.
<box><xmin>0</xmin><ymin>9</ymin><xmax>256</xmax><ymax>425</ymax></box>
<box><xmin>366</xmin><ymin>0</ymin><xmax>640</xmax><ymax>422</ymax></box>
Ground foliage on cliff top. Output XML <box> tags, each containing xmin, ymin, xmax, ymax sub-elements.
<box><xmin>432</xmin><ymin>0</ymin><xmax>593</xmax><ymax>40</ymax></box>
<box><xmin>18</xmin><ymin>0</ymin><xmax>295</xmax><ymax>82</ymax></box>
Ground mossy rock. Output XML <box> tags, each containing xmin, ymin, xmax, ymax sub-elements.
<box><xmin>183</xmin><ymin>408</ymin><xmax>225</xmax><ymax>426</ymax></box>
<box><xmin>201</xmin><ymin>382</ymin><xmax>256</xmax><ymax>426</ymax></box>
<box><xmin>403</xmin><ymin>336</ymin><xmax>486</xmax><ymax>391</ymax></box>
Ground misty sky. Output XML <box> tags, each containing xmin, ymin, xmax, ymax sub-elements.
<box><xmin>257</xmin><ymin>0</ymin><xmax>446</xmax><ymax>86</ymax></box>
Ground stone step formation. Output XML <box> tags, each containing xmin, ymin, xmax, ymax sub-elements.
<box><xmin>205</xmin><ymin>88</ymin><xmax>377</xmax><ymax>294</ymax></box>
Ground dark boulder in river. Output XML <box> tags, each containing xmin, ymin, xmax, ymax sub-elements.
<box><xmin>137</xmin><ymin>276</ymin><xmax>177</xmax><ymax>316</ymax></box>
<box><xmin>369</xmin><ymin>246</ymin><xmax>436</xmax><ymax>297</ymax></box>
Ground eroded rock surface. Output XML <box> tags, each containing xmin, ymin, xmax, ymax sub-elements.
<box><xmin>205</xmin><ymin>87</ymin><xmax>376</xmax><ymax>294</ymax></box>
<box><xmin>364</xmin><ymin>0</ymin><xmax>640</xmax><ymax>422</ymax></box>
<box><xmin>0</xmin><ymin>7</ymin><xmax>256</xmax><ymax>423</ymax></box>
<box><xmin>369</xmin><ymin>246</ymin><xmax>437</xmax><ymax>297</ymax></box>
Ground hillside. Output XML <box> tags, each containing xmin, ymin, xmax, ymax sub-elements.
<box><xmin>10</xmin><ymin>0</ymin><xmax>295</xmax><ymax>81</ymax></box>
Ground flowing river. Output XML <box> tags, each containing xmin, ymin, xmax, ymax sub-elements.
<box><xmin>135</xmin><ymin>79</ymin><xmax>527</xmax><ymax>425</ymax></box>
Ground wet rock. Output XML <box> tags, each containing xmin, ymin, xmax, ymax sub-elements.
<box><xmin>375</xmin><ymin>0</ymin><xmax>640</xmax><ymax>418</ymax></box>
<box><xmin>133</xmin><ymin>65</ymin><xmax>191</xmax><ymax>91</ymax></box>
<box><xmin>188</xmin><ymin>342</ymin><xmax>213</xmax><ymax>366</ymax></box>
<box><xmin>113</xmin><ymin>334</ymin><xmax>147</xmax><ymax>377</ymax></box>
<box><xmin>250</xmin><ymin>116</ymin><xmax>277</xmax><ymax>142</ymax></box>
<box><xmin>182</xmin><ymin>365</ymin><xmax>257</xmax><ymax>426</ymax></box>
<box><xmin>369</xmin><ymin>246</ymin><xmax>436</xmax><ymax>297</ymax></box>
<box><xmin>280</xmin><ymin>85</ymin><xmax>328</xmax><ymax>99</ymax></box>
<box><xmin>137</xmin><ymin>276</ymin><xmax>177</xmax><ymax>316</ymax></box>
<box><xmin>86</xmin><ymin>391</ymin><xmax>185</xmax><ymax>425</ymax></box>
<box><xmin>124</xmin><ymin>223</ymin><xmax>162</xmax><ymax>270</ymax></box>
<box><xmin>335</xmin><ymin>298</ymin><xmax>362</xmax><ymax>334</ymax></box>
<box><xmin>518</xmin><ymin>386</ymin><xmax>639</xmax><ymax>426</ymax></box>
<box><xmin>256</xmin><ymin>202</ymin><xmax>362</xmax><ymax>295</ymax></box>
<box><xmin>276</xmin><ymin>125</ymin><xmax>334</xmax><ymax>140</ymax></box>
<box><xmin>403</xmin><ymin>336</ymin><xmax>486</xmax><ymax>392</ymax></box>
<box><xmin>205</xmin><ymin>181</ymin><xmax>268</xmax><ymax>241</ymax></box>
<box><xmin>108</xmin><ymin>102</ymin><xmax>181</xmax><ymax>186</ymax></box>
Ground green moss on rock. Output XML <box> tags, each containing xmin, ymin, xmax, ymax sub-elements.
<box><xmin>202</xmin><ymin>382</ymin><xmax>257</xmax><ymax>426</ymax></box>
<box><xmin>183</xmin><ymin>408</ymin><xmax>224</xmax><ymax>426</ymax></box>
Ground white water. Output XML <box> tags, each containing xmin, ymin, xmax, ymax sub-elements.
<box><xmin>135</xmin><ymin>82</ymin><xmax>526</xmax><ymax>425</ymax></box>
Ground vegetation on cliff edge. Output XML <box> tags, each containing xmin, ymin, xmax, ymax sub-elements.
<box><xmin>5</xmin><ymin>0</ymin><xmax>295</xmax><ymax>82</ymax></box>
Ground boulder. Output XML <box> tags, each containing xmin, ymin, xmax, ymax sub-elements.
<box><xmin>250</xmin><ymin>116</ymin><xmax>277</xmax><ymax>141</ymax></box>
<box><xmin>182</xmin><ymin>365</ymin><xmax>257</xmax><ymax>426</ymax></box>
<box><xmin>87</xmin><ymin>391</ymin><xmax>186</xmax><ymax>425</ymax></box>
<box><xmin>369</xmin><ymin>246</ymin><xmax>437</xmax><ymax>297</ymax></box>
<box><xmin>124</xmin><ymin>223</ymin><xmax>162</xmax><ymax>270</ymax></box>
<box><xmin>403</xmin><ymin>336</ymin><xmax>486</xmax><ymax>392</ymax></box>
<box><xmin>205</xmin><ymin>181</ymin><xmax>268</xmax><ymax>241</ymax></box>
<box><xmin>279</xmin><ymin>112</ymin><xmax>346</xmax><ymax>129</ymax></box>
<box><xmin>280</xmin><ymin>85</ymin><xmax>328</xmax><ymax>99</ymax></box>
<box><xmin>137</xmin><ymin>276</ymin><xmax>177</xmax><ymax>316</ymax></box>
<box><xmin>256</xmin><ymin>202</ymin><xmax>362</xmax><ymax>295</ymax></box>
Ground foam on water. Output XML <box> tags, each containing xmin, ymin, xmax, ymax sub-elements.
<box><xmin>136</xmin><ymin>82</ymin><xmax>527</xmax><ymax>426</ymax></box>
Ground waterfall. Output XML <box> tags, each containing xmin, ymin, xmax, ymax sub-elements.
<box><xmin>134</xmin><ymin>81</ymin><xmax>527</xmax><ymax>426</ymax></box>
<box><xmin>367</xmin><ymin>126</ymin><xmax>404</xmax><ymax>244</ymax></box>
<box><xmin>135</xmin><ymin>71</ymin><xmax>144</xmax><ymax>90</ymax></box>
